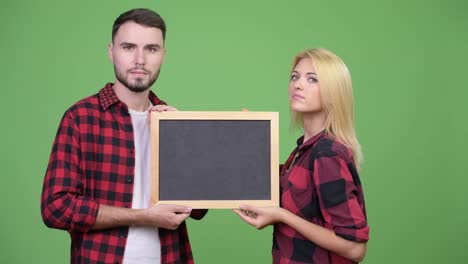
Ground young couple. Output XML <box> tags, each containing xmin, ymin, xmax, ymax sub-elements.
<box><xmin>41</xmin><ymin>8</ymin><xmax>369</xmax><ymax>264</ymax></box>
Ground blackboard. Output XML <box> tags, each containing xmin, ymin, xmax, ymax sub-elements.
<box><xmin>150</xmin><ymin>111</ymin><xmax>279</xmax><ymax>209</ymax></box>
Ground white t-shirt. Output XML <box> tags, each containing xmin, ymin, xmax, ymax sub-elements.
<box><xmin>122</xmin><ymin>107</ymin><xmax>161</xmax><ymax>264</ymax></box>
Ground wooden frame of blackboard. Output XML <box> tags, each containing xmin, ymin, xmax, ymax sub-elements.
<box><xmin>150</xmin><ymin>111</ymin><xmax>279</xmax><ymax>209</ymax></box>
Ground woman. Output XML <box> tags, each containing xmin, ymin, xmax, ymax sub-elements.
<box><xmin>234</xmin><ymin>48</ymin><xmax>369</xmax><ymax>263</ymax></box>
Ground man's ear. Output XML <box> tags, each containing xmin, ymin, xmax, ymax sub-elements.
<box><xmin>161</xmin><ymin>47</ymin><xmax>166</xmax><ymax>64</ymax></box>
<box><xmin>108</xmin><ymin>42</ymin><xmax>114</xmax><ymax>63</ymax></box>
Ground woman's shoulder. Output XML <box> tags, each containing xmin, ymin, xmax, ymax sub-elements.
<box><xmin>313</xmin><ymin>135</ymin><xmax>353</xmax><ymax>161</ymax></box>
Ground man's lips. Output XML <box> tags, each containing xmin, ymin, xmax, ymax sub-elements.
<box><xmin>129</xmin><ymin>68</ymin><xmax>149</xmax><ymax>76</ymax></box>
<box><xmin>130</xmin><ymin>71</ymin><xmax>148</xmax><ymax>75</ymax></box>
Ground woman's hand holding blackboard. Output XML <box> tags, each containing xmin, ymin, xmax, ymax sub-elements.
<box><xmin>233</xmin><ymin>204</ymin><xmax>284</xmax><ymax>230</ymax></box>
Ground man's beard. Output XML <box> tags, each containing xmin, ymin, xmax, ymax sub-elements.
<box><xmin>115</xmin><ymin>66</ymin><xmax>160</xmax><ymax>93</ymax></box>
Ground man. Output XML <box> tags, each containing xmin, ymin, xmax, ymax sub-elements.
<box><xmin>41</xmin><ymin>8</ymin><xmax>207</xmax><ymax>263</ymax></box>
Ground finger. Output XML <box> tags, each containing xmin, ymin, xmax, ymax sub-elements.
<box><xmin>148</xmin><ymin>105</ymin><xmax>178</xmax><ymax>112</ymax></box>
<box><xmin>147</xmin><ymin>105</ymin><xmax>166</xmax><ymax>112</ymax></box>
<box><xmin>233</xmin><ymin>209</ymin><xmax>243</xmax><ymax>217</ymax></box>
<box><xmin>239</xmin><ymin>204</ymin><xmax>256</xmax><ymax>212</ymax></box>
<box><xmin>174</xmin><ymin>212</ymin><xmax>191</xmax><ymax>222</ymax></box>
<box><xmin>233</xmin><ymin>209</ymin><xmax>246</xmax><ymax>216</ymax></box>
<box><xmin>250</xmin><ymin>211</ymin><xmax>258</xmax><ymax>218</ymax></box>
<box><xmin>155</xmin><ymin>106</ymin><xmax>174</xmax><ymax>111</ymax></box>
<box><xmin>234</xmin><ymin>209</ymin><xmax>247</xmax><ymax>217</ymax></box>
<box><xmin>235</xmin><ymin>208</ymin><xmax>255</xmax><ymax>220</ymax></box>
<box><xmin>235</xmin><ymin>209</ymin><xmax>257</xmax><ymax>225</ymax></box>
<box><xmin>241</xmin><ymin>109</ymin><xmax>249</xmax><ymax>112</ymax></box>
<box><xmin>171</xmin><ymin>205</ymin><xmax>192</xmax><ymax>214</ymax></box>
<box><xmin>147</xmin><ymin>105</ymin><xmax>165</xmax><ymax>112</ymax></box>
<box><xmin>244</xmin><ymin>210</ymin><xmax>257</xmax><ymax>218</ymax></box>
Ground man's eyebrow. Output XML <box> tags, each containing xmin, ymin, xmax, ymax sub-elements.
<box><xmin>145</xmin><ymin>44</ymin><xmax>162</xmax><ymax>48</ymax></box>
<box><xmin>119</xmin><ymin>42</ymin><xmax>136</xmax><ymax>47</ymax></box>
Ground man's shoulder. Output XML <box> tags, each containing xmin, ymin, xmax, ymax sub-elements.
<box><xmin>54</xmin><ymin>92</ymin><xmax>103</xmax><ymax>132</ymax></box>
<box><xmin>64</xmin><ymin>83</ymin><xmax>115</xmax><ymax>116</ymax></box>
<box><xmin>66</xmin><ymin>92</ymin><xmax>101</xmax><ymax>116</ymax></box>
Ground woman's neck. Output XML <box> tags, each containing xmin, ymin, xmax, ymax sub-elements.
<box><xmin>302</xmin><ymin>111</ymin><xmax>327</xmax><ymax>143</ymax></box>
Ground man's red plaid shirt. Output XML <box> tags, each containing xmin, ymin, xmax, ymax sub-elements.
<box><xmin>41</xmin><ymin>83</ymin><xmax>204</xmax><ymax>263</ymax></box>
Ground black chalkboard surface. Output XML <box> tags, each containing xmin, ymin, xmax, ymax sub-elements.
<box><xmin>150</xmin><ymin>111</ymin><xmax>279</xmax><ymax>209</ymax></box>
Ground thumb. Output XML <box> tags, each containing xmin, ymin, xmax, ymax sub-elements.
<box><xmin>171</xmin><ymin>205</ymin><xmax>192</xmax><ymax>214</ymax></box>
<box><xmin>239</xmin><ymin>204</ymin><xmax>256</xmax><ymax>212</ymax></box>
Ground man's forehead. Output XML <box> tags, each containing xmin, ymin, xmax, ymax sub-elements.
<box><xmin>114</xmin><ymin>21</ymin><xmax>163</xmax><ymax>44</ymax></box>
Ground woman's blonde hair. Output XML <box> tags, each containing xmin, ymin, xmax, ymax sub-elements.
<box><xmin>291</xmin><ymin>48</ymin><xmax>363</xmax><ymax>169</ymax></box>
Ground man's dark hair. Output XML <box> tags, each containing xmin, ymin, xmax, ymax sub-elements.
<box><xmin>112</xmin><ymin>8</ymin><xmax>166</xmax><ymax>42</ymax></box>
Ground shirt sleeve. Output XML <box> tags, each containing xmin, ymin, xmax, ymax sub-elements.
<box><xmin>312</xmin><ymin>149</ymin><xmax>369</xmax><ymax>242</ymax></box>
<box><xmin>41</xmin><ymin>110</ymin><xmax>99</xmax><ymax>233</ymax></box>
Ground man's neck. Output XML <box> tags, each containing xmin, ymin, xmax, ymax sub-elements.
<box><xmin>112</xmin><ymin>81</ymin><xmax>150</xmax><ymax>112</ymax></box>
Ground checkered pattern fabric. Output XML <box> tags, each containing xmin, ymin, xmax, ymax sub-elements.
<box><xmin>41</xmin><ymin>83</ymin><xmax>202</xmax><ymax>263</ymax></box>
<box><xmin>273</xmin><ymin>131</ymin><xmax>369</xmax><ymax>264</ymax></box>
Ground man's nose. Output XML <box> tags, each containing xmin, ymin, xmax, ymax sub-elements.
<box><xmin>134</xmin><ymin>49</ymin><xmax>145</xmax><ymax>66</ymax></box>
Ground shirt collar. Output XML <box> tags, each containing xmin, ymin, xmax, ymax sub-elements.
<box><xmin>296</xmin><ymin>130</ymin><xmax>326</xmax><ymax>151</ymax></box>
<box><xmin>98</xmin><ymin>83</ymin><xmax>166</xmax><ymax>111</ymax></box>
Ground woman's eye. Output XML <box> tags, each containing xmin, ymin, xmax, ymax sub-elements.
<box><xmin>290</xmin><ymin>75</ymin><xmax>298</xmax><ymax>81</ymax></box>
<box><xmin>308</xmin><ymin>77</ymin><xmax>318</xmax><ymax>83</ymax></box>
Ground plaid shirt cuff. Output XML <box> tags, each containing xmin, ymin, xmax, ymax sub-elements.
<box><xmin>69</xmin><ymin>198</ymin><xmax>99</xmax><ymax>232</ymax></box>
<box><xmin>335</xmin><ymin>224</ymin><xmax>370</xmax><ymax>242</ymax></box>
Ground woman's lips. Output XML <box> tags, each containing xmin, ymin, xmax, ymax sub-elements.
<box><xmin>291</xmin><ymin>94</ymin><xmax>304</xmax><ymax>100</ymax></box>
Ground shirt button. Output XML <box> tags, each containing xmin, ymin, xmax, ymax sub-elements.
<box><xmin>119</xmin><ymin>231</ymin><xmax>126</xmax><ymax>238</ymax></box>
<box><xmin>125</xmin><ymin>176</ymin><xmax>133</xmax><ymax>183</ymax></box>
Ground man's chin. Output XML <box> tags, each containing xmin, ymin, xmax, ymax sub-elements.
<box><xmin>126</xmin><ymin>80</ymin><xmax>151</xmax><ymax>93</ymax></box>
<box><xmin>127</xmin><ymin>85</ymin><xmax>150</xmax><ymax>93</ymax></box>
<box><xmin>115</xmin><ymin>72</ymin><xmax>158</xmax><ymax>93</ymax></box>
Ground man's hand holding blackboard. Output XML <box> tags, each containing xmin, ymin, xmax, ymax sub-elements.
<box><xmin>147</xmin><ymin>104</ymin><xmax>178</xmax><ymax>112</ymax></box>
<box><xmin>145</xmin><ymin>204</ymin><xmax>192</xmax><ymax>230</ymax></box>
<box><xmin>146</xmin><ymin>104</ymin><xmax>178</xmax><ymax>124</ymax></box>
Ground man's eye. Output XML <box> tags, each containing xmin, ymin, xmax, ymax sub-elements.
<box><xmin>123</xmin><ymin>46</ymin><xmax>133</xmax><ymax>50</ymax></box>
<box><xmin>147</xmin><ymin>47</ymin><xmax>157</xmax><ymax>52</ymax></box>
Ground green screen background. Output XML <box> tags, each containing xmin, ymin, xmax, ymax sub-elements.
<box><xmin>1</xmin><ymin>0</ymin><xmax>467</xmax><ymax>263</ymax></box>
